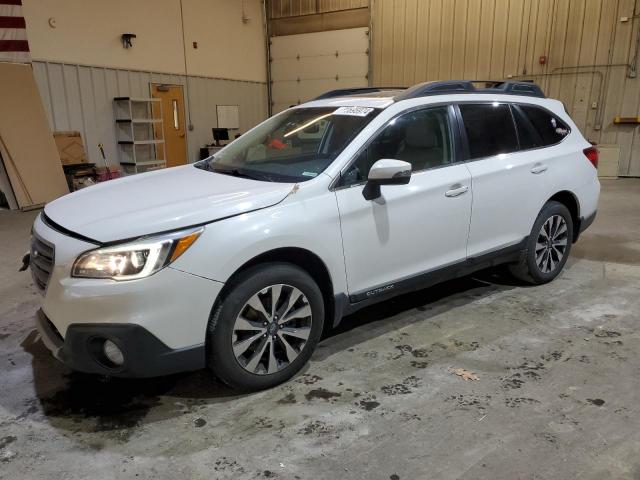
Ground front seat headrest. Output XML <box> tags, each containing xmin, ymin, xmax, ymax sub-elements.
<box><xmin>403</xmin><ymin>121</ymin><xmax>439</xmax><ymax>148</ymax></box>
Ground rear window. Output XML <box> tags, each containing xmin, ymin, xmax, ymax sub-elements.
<box><xmin>459</xmin><ymin>103</ymin><xmax>519</xmax><ymax>159</ymax></box>
<box><xmin>520</xmin><ymin>105</ymin><xmax>570</xmax><ymax>146</ymax></box>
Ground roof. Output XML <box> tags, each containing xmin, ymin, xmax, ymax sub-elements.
<box><xmin>396</xmin><ymin>80</ymin><xmax>545</xmax><ymax>100</ymax></box>
<box><xmin>300</xmin><ymin>80</ymin><xmax>546</xmax><ymax>109</ymax></box>
<box><xmin>297</xmin><ymin>95</ymin><xmax>397</xmax><ymax>109</ymax></box>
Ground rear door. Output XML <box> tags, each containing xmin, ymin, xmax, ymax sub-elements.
<box><xmin>460</xmin><ymin>102</ymin><xmax>570</xmax><ymax>257</ymax></box>
<box><xmin>334</xmin><ymin>105</ymin><xmax>473</xmax><ymax>299</ymax></box>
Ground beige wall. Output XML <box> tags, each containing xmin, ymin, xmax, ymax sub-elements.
<box><xmin>22</xmin><ymin>0</ymin><xmax>267</xmax><ymax>82</ymax></box>
<box><xmin>267</xmin><ymin>0</ymin><xmax>369</xmax><ymax>36</ymax></box>
<box><xmin>20</xmin><ymin>0</ymin><xmax>268</xmax><ymax>166</ymax></box>
<box><xmin>182</xmin><ymin>0</ymin><xmax>266</xmax><ymax>81</ymax></box>
<box><xmin>371</xmin><ymin>0</ymin><xmax>640</xmax><ymax>177</ymax></box>
<box><xmin>269</xmin><ymin>0</ymin><xmax>369</xmax><ymax>17</ymax></box>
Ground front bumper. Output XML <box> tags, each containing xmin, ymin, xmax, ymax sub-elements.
<box><xmin>36</xmin><ymin>309</ymin><xmax>205</xmax><ymax>377</ymax></box>
<box><xmin>30</xmin><ymin>213</ymin><xmax>225</xmax><ymax>377</ymax></box>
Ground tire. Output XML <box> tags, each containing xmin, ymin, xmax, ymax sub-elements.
<box><xmin>207</xmin><ymin>262</ymin><xmax>324</xmax><ymax>391</ymax></box>
<box><xmin>508</xmin><ymin>201</ymin><xmax>573</xmax><ymax>285</ymax></box>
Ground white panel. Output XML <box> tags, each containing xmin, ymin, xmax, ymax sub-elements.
<box><xmin>216</xmin><ymin>105</ymin><xmax>240</xmax><ymax>129</ymax></box>
<box><xmin>270</xmin><ymin>27</ymin><xmax>369</xmax><ymax>58</ymax></box>
<box><xmin>77</xmin><ymin>66</ymin><xmax>99</xmax><ymax>162</ymax></box>
<box><xmin>272</xmin><ymin>77</ymin><xmax>368</xmax><ymax>113</ymax></box>
<box><xmin>270</xmin><ymin>27</ymin><xmax>370</xmax><ymax>113</ymax></box>
<box><xmin>61</xmin><ymin>65</ymin><xmax>86</xmax><ymax>140</ymax></box>
<box><xmin>597</xmin><ymin>144</ymin><xmax>620</xmax><ymax>178</ymax></box>
<box><xmin>31</xmin><ymin>61</ymin><xmax>54</xmax><ymax>127</ymax></box>
<box><xmin>102</xmin><ymin>69</ymin><xmax>120</xmax><ymax>166</ymax></box>
<box><xmin>46</xmin><ymin>62</ymin><xmax>70</xmax><ymax>131</ymax></box>
<box><xmin>271</xmin><ymin>54</ymin><xmax>369</xmax><ymax>81</ymax></box>
<box><xmin>116</xmin><ymin>69</ymin><xmax>129</xmax><ymax>96</ymax></box>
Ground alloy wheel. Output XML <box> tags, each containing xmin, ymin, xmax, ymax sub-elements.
<box><xmin>535</xmin><ymin>214</ymin><xmax>568</xmax><ymax>274</ymax></box>
<box><xmin>231</xmin><ymin>284</ymin><xmax>312</xmax><ymax>375</ymax></box>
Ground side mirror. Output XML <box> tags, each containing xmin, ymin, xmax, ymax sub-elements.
<box><xmin>363</xmin><ymin>159</ymin><xmax>412</xmax><ymax>200</ymax></box>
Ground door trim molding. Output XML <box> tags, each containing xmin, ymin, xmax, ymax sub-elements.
<box><xmin>345</xmin><ymin>236</ymin><xmax>527</xmax><ymax>306</ymax></box>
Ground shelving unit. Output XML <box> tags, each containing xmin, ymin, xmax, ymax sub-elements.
<box><xmin>114</xmin><ymin>97</ymin><xmax>165</xmax><ymax>174</ymax></box>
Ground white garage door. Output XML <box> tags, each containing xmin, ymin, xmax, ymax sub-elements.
<box><xmin>270</xmin><ymin>27</ymin><xmax>370</xmax><ymax>113</ymax></box>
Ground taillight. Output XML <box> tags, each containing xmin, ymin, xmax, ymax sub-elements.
<box><xmin>583</xmin><ymin>147</ymin><xmax>598</xmax><ymax>169</ymax></box>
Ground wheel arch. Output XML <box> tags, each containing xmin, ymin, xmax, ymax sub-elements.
<box><xmin>210</xmin><ymin>247</ymin><xmax>336</xmax><ymax>335</ymax></box>
<box><xmin>546</xmin><ymin>190</ymin><xmax>581</xmax><ymax>241</ymax></box>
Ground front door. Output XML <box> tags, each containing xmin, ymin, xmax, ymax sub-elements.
<box><xmin>334</xmin><ymin>105</ymin><xmax>472</xmax><ymax>300</ymax></box>
<box><xmin>151</xmin><ymin>84</ymin><xmax>187</xmax><ymax>167</ymax></box>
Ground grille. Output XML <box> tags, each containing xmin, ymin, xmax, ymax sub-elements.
<box><xmin>30</xmin><ymin>234</ymin><xmax>55</xmax><ymax>291</ymax></box>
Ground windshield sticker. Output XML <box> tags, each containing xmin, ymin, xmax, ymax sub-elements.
<box><xmin>302</xmin><ymin>171</ymin><xmax>318</xmax><ymax>177</ymax></box>
<box><xmin>333</xmin><ymin>106</ymin><xmax>375</xmax><ymax>117</ymax></box>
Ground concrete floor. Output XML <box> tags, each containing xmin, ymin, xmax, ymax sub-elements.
<box><xmin>1</xmin><ymin>179</ymin><xmax>639</xmax><ymax>480</ymax></box>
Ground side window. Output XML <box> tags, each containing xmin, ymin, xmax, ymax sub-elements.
<box><xmin>520</xmin><ymin>105</ymin><xmax>570</xmax><ymax>145</ymax></box>
<box><xmin>511</xmin><ymin>105</ymin><xmax>542</xmax><ymax>150</ymax></box>
<box><xmin>459</xmin><ymin>103</ymin><xmax>519</xmax><ymax>159</ymax></box>
<box><xmin>340</xmin><ymin>106</ymin><xmax>453</xmax><ymax>186</ymax></box>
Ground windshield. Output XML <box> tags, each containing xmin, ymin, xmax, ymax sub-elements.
<box><xmin>195</xmin><ymin>106</ymin><xmax>381</xmax><ymax>182</ymax></box>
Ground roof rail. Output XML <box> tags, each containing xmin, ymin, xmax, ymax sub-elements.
<box><xmin>395</xmin><ymin>80</ymin><xmax>545</xmax><ymax>100</ymax></box>
<box><xmin>312</xmin><ymin>87</ymin><xmax>406</xmax><ymax>100</ymax></box>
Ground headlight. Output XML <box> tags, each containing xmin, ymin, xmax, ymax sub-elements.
<box><xmin>72</xmin><ymin>227</ymin><xmax>203</xmax><ymax>280</ymax></box>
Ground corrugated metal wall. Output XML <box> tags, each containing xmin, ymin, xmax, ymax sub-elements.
<box><xmin>31</xmin><ymin>61</ymin><xmax>268</xmax><ymax>166</ymax></box>
<box><xmin>371</xmin><ymin>0</ymin><xmax>640</xmax><ymax>176</ymax></box>
<box><xmin>270</xmin><ymin>0</ymin><xmax>369</xmax><ymax>18</ymax></box>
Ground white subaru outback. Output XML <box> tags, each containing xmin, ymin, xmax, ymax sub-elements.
<box><xmin>29</xmin><ymin>81</ymin><xmax>600</xmax><ymax>391</ymax></box>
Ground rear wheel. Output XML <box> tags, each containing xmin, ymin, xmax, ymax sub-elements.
<box><xmin>509</xmin><ymin>201</ymin><xmax>573</xmax><ymax>284</ymax></box>
<box><xmin>207</xmin><ymin>263</ymin><xmax>324</xmax><ymax>391</ymax></box>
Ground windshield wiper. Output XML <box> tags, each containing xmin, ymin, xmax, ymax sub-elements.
<box><xmin>212</xmin><ymin>167</ymin><xmax>273</xmax><ymax>182</ymax></box>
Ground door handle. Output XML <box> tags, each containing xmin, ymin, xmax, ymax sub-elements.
<box><xmin>445</xmin><ymin>185</ymin><xmax>469</xmax><ymax>197</ymax></box>
<box><xmin>531</xmin><ymin>164</ymin><xmax>548</xmax><ymax>174</ymax></box>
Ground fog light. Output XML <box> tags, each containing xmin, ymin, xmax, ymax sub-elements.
<box><xmin>103</xmin><ymin>340</ymin><xmax>124</xmax><ymax>366</ymax></box>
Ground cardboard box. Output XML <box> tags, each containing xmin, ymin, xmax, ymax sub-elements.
<box><xmin>53</xmin><ymin>131</ymin><xmax>87</xmax><ymax>165</ymax></box>
<box><xmin>62</xmin><ymin>164</ymin><xmax>96</xmax><ymax>191</ymax></box>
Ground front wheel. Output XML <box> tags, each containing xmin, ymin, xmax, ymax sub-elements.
<box><xmin>508</xmin><ymin>201</ymin><xmax>573</xmax><ymax>284</ymax></box>
<box><xmin>207</xmin><ymin>262</ymin><xmax>324</xmax><ymax>391</ymax></box>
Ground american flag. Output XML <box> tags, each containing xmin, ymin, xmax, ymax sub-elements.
<box><xmin>0</xmin><ymin>0</ymin><xmax>29</xmax><ymax>63</ymax></box>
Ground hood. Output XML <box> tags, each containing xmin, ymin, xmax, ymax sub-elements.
<box><xmin>44</xmin><ymin>165</ymin><xmax>294</xmax><ymax>243</ymax></box>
